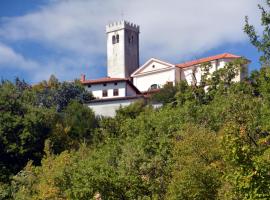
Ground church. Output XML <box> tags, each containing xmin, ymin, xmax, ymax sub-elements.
<box><xmin>80</xmin><ymin>21</ymin><xmax>249</xmax><ymax>117</ymax></box>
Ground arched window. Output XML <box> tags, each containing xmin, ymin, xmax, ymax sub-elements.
<box><xmin>116</xmin><ymin>34</ymin><xmax>119</xmax><ymax>43</ymax></box>
<box><xmin>191</xmin><ymin>68</ymin><xmax>198</xmax><ymax>85</ymax></box>
<box><xmin>112</xmin><ymin>35</ymin><xmax>116</xmax><ymax>44</ymax></box>
<box><xmin>128</xmin><ymin>35</ymin><xmax>134</xmax><ymax>44</ymax></box>
<box><xmin>149</xmin><ymin>84</ymin><xmax>159</xmax><ymax>91</ymax></box>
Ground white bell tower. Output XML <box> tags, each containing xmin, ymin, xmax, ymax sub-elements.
<box><xmin>106</xmin><ymin>21</ymin><xmax>140</xmax><ymax>78</ymax></box>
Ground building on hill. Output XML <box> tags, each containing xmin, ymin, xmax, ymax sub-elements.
<box><xmin>81</xmin><ymin>20</ymin><xmax>249</xmax><ymax>117</ymax></box>
<box><xmin>81</xmin><ymin>76</ymin><xmax>141</xmax><ymax>99</ymax></box>
<box><xmin>176</xmin><ymin>53</ymin><xmax>248</xmax><ymax>85</ymax></box>
<box><xmin>131</xmin><ymin>58</ymin><xmax>179</xmax><ymax>92</ymax></box>
<box><xmin>132</xmin><ymin>53</ymin><xmax>249</xmax><ymax>92</ymax></box>
<box><xmin>81</xmin><ymin>76</ymin><xmax>144</xmax><ymax>116</ymax></box>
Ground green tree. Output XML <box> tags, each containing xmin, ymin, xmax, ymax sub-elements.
<box><xmin>0</xmin><ymin>81</ymin><xmax>54</xmax><ymax>182</ymax></box>
<box><xmin>50</xmin><ymin>101</ymin><xmax>98</xmax><ymax>153</ymax></box>
<box><xmin>151</xmin><ymin>82</ymin><xmax>178</xmax><ymax>105</ymax></box>
<box><xmin>116</xmin><ymin>100</ymin><xmax>147</xmax><ymax>119</ymax></box>
<box><xmin>166</xmin><ymin>125</ymin><xmax>222</xmax><ymax>200</ymax></box>
<box><xmin>244</xmin><ymin>1</ymin><xmax>270</xmax><ymax>65</ymax></box>
<box><xmin>32</xmin><ymin>76</ymin><xmax>93</xmax><ymax>111</ymax></box>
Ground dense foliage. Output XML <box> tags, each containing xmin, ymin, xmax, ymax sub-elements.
<box><xmin>244</xmin><ymin>0</ymin><xmax>270</xmax><ymax>65</ymax></box>
<box><xmin>0</xmin><ymin>76</ymin><xmax>95</xmax><ymax>199</ymax></box>
<box><xmin>1</xmin><ymin>1</ymin><xmax>270</xmax><ymax>199</ymax></box>
<box><xmin>4</xmin><ymin>62</ymin><xmax>270</xmax><ymax>199</ymax></box>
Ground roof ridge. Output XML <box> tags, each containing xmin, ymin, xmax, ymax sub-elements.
<box><xmin>81</xmin><ymin>77</ymin><xmax>129</xmax><ymax>84</ymax></box>
<box><xmin>176</xmin><ymin>52</ymin><xmax>241</xmax><ymax>68</ymax></box>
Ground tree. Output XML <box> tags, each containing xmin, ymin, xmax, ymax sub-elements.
<box><xmin>151</xmin><ymin>82</ymin><xmax>178</xmax><ymax>105</ymax></box>
<box><xmin>0</xmin><ymin>77</ymin><xmax>95</xmax><ymax>194</ymax></box>
<box><xmin>0</xmin><ymin>81</ymin><xmax>54</xmax><ymax>182</ymax></box>
<box><xmin>220</xmin><ymin>121</ymin><xmax>270</xmax><ymax>199</ymax></box>
<box><xmin>244</xmin><ymin>1</ymin><xmax>270</xmax><ymax>65</ymax></box>
<box><xmin>116</xmin><ymin>100</ymin><xmax>147</xmax><ymax>119</ymax></box>
<box><xmin>166</xmin><ymin>125</ymin><xmax>222</xmax><ymax>200</ymax></box>
<box><xmin>50</xmin><ymin>101</ymin><xmax>98</xmax><ymax>153</ymax></box>
<box><xmin>32</xmin><ymin>76</ymin><xmax>94</xmax><ymax>111</ymax></box>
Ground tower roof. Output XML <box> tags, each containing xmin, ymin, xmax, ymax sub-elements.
<box><xmin>106</xmin><ymin>20</ymin><xmax>140</xmax><ymax>33</ymax></box>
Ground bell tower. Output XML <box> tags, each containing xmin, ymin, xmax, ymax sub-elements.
<box><xmin>106</xmin><ymin>21</ymin><xmax>140</xmax><ymax>78</ymax></box>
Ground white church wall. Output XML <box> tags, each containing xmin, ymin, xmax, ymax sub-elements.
<box><xmin>213</xmin><ymin>58</ymin><xmax>247</xmax><ymax>82</ymax></box>
<box><xmin>219</xmin><ymin>58</ymin><xmax>248</xmax><ymax>82</ymax></box>
<box><xmin>133</xmin><ymin>68</ymin><xmax>176</xmax><ymax>92</ymax></box>
<box><xmin>139</xmin><ymin>60</ymin><xmax>173</xmax><ymax>73</ymax></box>
<box><xmin>86</xmin><ymin>81</ymin><xmax>126</xmax><ymax>99</ymax></box>
<box><xmin>181</xmin><ymin>58</ymin><xmax>246</xmax><ymax>85</ymax></box>
<box><xmin>181</xmin><ymin>67</ymin><xmax>202</xmax><ymax>85</ymax></box>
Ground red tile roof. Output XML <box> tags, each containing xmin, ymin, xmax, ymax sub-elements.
<box><xmin>81</xmin><ymin>77</ymin><xmax>128</xmax><ymax>84</ymax></box>
<box><xmin>176</xmin><ymin>53</ymin><xmax>241</xmax><ymax>68</ymax></box>
<box><xmin>81</xmin><ymin>77</ymin><xmax>141</xmax><ymax>95</ymax></box>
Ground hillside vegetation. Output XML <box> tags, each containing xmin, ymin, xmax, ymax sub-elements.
<box><xmin>0</xmin><ymin>1</ymin><xmax>270</xmax><ymax>199</ymax></box>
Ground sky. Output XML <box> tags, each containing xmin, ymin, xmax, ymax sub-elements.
<box><xmin>0</xmin><ymin>0</ymin><xmax>265</xmax><ymax>83</ymax></box>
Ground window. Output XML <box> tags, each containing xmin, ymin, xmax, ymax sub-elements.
<box><xmin>103</xmin><ymin>83</ymin><xmax>107</xmax><ymax>86</ymax></box>
<box><xmin>191</xmin><ymin>68</ymin><xmax>198</xmax><ymax>85</ymax></box>
<box><xmin>116</xmin><ymin>34</ymin><xmax>119</xmax><ymax>43</ymax></box>
<box><xmin>113</xmin><ymin>89</ymin><xmax>119</xmax><ymax>96</ymax></box>
<box><xmin>216</xmin><ymin>59</ymin><xmax>220</xmax><ymax>70</ymax></box>
<box><xmin>152</xmin><ymin>65</ymin><xmax>155</xmax><ymax>68</ymax></box>
<box><xmin>102</xmin><ymin>90</ymin><xmax>108</xmax><ymax>97</ymax></box>
<box><xmin>112</xmin><ymin>35</ymin><xmax>116</xmax><ymax>44</ymax></box>
<box><xmin>149</xmin><ymin>84</ymin><xmax>159</xmax><ymax>90</ymax></box>
<box><xmin>88</xmin><ymin>85</ymin><xmax>91</xmax><ymax>88</ymax></box>
<box><xmin>128</xmin><ymin>35</ymin><xmax>134</xmax><ymax>44</ymax></box>
<box><xmin>114</xmin><ymin>82</ymin><xmax>118</xmax><ymax>85</ymax></box>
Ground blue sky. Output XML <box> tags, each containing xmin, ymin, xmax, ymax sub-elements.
<box><xmin>0</xmin><ymin>0</ymin><xmax>263</xmax><ymax>83</ymax></box>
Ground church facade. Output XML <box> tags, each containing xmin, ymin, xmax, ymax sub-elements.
<box><xmin>81</xmin><ymin>21</ymin><xmax>249</xmax><ymax>117</ymax></box>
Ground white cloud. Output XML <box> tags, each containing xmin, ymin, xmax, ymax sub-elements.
<box><xmin>0</xmin><ymin>43</ymin><xmax>39</xmax><ymax>70</ymax></box>
<box><xmin>0</xmin><ymin>42</ymin><xmax>106</xmax><ymax>82</ymax></box>
<box><xmin>0</xmin><ymin>0</ymin><xmax>263</xmax><ymax>81</ymax></box>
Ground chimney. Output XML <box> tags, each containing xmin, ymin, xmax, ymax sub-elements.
<box><xmin>80</xmin><ymin>74</ymin><xmax>86</xmax><ymax>82</ymax></box>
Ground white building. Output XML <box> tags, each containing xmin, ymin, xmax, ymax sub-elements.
<box><xmin>131</xmin><ymin>58</ymin><xmax>180</xmax><ymax>92</ymax></box>
<box><xmin>81</xmin><ymin>76</ymin><xmax>141</xmax><ymax>99</ymax></box>
<box><xmin>82</xmin><ymin>20</ymin><xmax>249</xmax><ymax>117</ymax></box>
<box><xmin>81</xmin><ymin>76</ymin><xmax>143</xmax><ymax>117</ymax></box>
<box><xmin>132</xmin><ymin>53</ymin><xmax>249</xmax><ymax>92</ymax></box>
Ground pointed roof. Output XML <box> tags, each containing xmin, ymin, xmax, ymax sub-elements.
<box><xmin>176</xmin><ymin>53</ymin><xmax>242</xmax><ymax>68</ymax></box>
<box><xmin>131</xmin><ymin>58</ymin><xmax>175</xmax><ymax>77</ymax></box>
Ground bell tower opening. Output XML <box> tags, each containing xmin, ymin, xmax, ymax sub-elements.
<box><xmin>106</xmin><ymin>21</ymin><xmax>140</xmax><ymax>78</ymax></box>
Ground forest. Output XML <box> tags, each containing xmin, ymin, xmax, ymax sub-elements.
<box><xmin>0</xmin><ymin>1</ymin><xmax>270</xmax><ymax>200</ymax></box>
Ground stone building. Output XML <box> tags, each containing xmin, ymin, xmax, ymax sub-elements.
<box><xmin>81</xmin><ymin>20</ymin><xmax>249</xmax><ymax>117</ymax></box>
<box><xmin>106</xmin><ymin>21</ymin><xmax>140</xmax><ymax>78</ymax></box>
